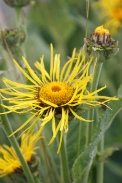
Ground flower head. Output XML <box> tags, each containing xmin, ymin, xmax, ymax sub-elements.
<box><xmin>0</xmin><ymin>44</ymin><xmax>117</xmax><ymax>152</ymax></box>
<box><xmin>0</xmin><ymin>133</ymin><xmax>39</xmax><ymax>178</ymax></box>
<box><xmin>94</xmin><ymin>0</ymin><xmax>122</xmax><ymax>34</ymax></box>
<box><xmin>83</xmin><ymin>25</ymin><xmax>119</xmax><ymax>61</ymax></box>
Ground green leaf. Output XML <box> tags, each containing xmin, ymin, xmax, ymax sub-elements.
<box><xmin>72</xmin><ymin>99</ymin><xmax>122</xmax><ymax>183</ymax></box>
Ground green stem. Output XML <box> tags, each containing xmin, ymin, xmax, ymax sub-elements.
<box><xmin>83</xmin><ymin>62</ymin><xmax>103</xmax><ymax>183</ymax></box>
<box><xmin>77</xmin><ymin>121</ymin><xmax>82</xmax><ymax>156</ymax></box>
<box><xmin>15</xmin><ymin>7</ymin><xmax>26</xmax><ymax>59</ymax></box>
<box><xmin>15</xmin><ymin>7</ymin><xmax>22</xmax><ymax>27</ymax></box>
<box><xmin>96</xmin><ymin>137</ymin><xmax>104</xmax><ymax>183</ymax></box>
<box><xmin>0</xmin><ymin>99</ymin><xmax>35</xmax><ymax>183</ymax></box>
<box><xmin>86</xmin><ymin>62</ymin><xmax>103</xmax><ymax>146</ymax></box>
<box><xmin>58</xmin><ymin>134</ymin><xmax>71</xmax><ymax>183</ymax></box>
<box><xmin>85</xmin><ymin>0</ymin><xmax>90</xmax><ymax>38</ymax></box>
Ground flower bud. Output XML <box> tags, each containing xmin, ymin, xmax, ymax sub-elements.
<box><xmin>4</xmin><ymin>0</ymin><xmax>35</xmax><ymax>7</ymax></box>
<box><xmin>0</xmin><ymin>28</ymin><xmax>26</xmax><ymax>49</ymax></box>
<box><xmin>83</xmin><ymin>25</ymin><xmax>119</xmax><ymax>61</ymax></box>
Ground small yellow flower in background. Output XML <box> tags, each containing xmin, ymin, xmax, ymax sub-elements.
<box><xmin>83</xmin><ymin>25</ymin><xmax>119</xmax><ymax>61</ymax></box>
<box><xmin>94</xmin><ymin>0</ymin><xmax>122</xmax><ymax>34</ymax></box>
<box><xmin>0</xmin><ymin>44</ymin><xmax>117</xmax><ymax>153</ymax></box>
<box><xmin>0</xmin><ymin>133</ymin><xmax>39</xmax><ymax>178</ymax></box>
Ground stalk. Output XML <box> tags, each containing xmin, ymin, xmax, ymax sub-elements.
<box><xmin>96</xmin><ymin>138</ymin><xmax>104</xmax><ymax>183</ymax></box>
<box><xmin>58</xmin><ymin>134</ymin><xmax>71</xmax><ymax>183</ymax></box>
<box><xmin>83</xmin><ymin>62</ymin><xmax>103</xmax><ymax>183</ymax></box>
<box><xmin>86</xmin><ymin>62</ymin><xmax>103</xmax><ymax>146</ymax></box>
<box><xmin>77</xmin><ymin>121</ymin><xmax>82</xmax><ymax>156</ymax></box>
<box><xmin>85</xmin><ymin>0</ymin><xmax>90</xmax><ymax>38</ymax></box>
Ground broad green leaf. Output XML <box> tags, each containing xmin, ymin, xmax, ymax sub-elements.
<box><xmin>72</xmin><ymin>99</ymin><xmax>122</xmax><ymax>183</ymax></box>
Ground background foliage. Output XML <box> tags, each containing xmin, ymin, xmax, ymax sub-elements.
<box><xmin>0</xmin><ymin>0</ymin><xmax>122</xmax><ymax>183</ymax></box>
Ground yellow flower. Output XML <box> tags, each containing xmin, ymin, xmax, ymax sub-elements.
<box><xmin>94</xmin><ymin>0</ymin><xmax>122</xmax><ymax>34</ymax></box>
<box><xmin>0</xmin><ymin>44</ymin><xmax>117</xmax><ymax>153</ymax></box>
<box><xmin>0</xmin><ymin>133</ymin><xmax>39</xmax><ymax>178</ymax></box>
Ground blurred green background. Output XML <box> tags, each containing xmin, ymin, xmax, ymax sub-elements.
<box><xmin>0</xmin><ymin>0</ymin><xmax>122</xmax><ymax>183</ymax></box>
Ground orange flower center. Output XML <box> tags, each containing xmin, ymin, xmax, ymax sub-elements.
<box><xmin>39</xmin><ymin>82</ymin><xmax>74</xmax><ymax>106</ymax></box>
